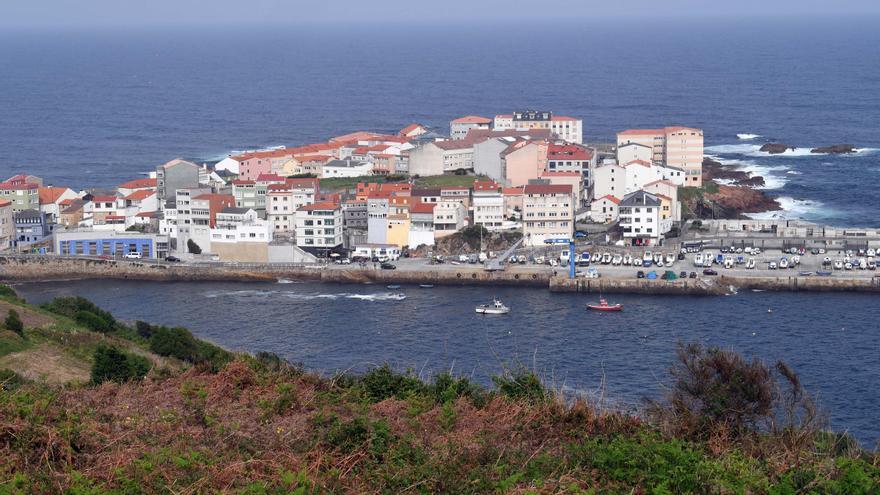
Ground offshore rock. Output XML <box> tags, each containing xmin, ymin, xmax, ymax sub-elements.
<box><xmin>811</xmin><ymin>144</ymin><xmax>856</xmax><ymax>154</ymax></box>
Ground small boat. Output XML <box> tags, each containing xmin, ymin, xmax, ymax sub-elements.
<box><xmin>386</xmin><ymin>284</ymin><xmax>401</xmax><ymax>289</ymax></box>
<box><xmin>419</xmin><ymin>284</ymin><xmax>434</xmax><ymax>288</ymax></box>
<box><xmin>587</xmin><ymin>297</ymin><xmax>623</xmax><ymax>312</ymax></box>
<box><xmin>388</xmin><ymin>293</ymin><xmax>407</xmax><ymax>300</ymax></box>
<box><xmin>475</xmin><ymin>298</ymin><xmax>510</xmax><ymax>315</ymax></box>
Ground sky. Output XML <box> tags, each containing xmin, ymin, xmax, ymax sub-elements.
<box><xmin>2</xmin><ymin>0</ymin><xmax>879</xmax><ymax>29</ymax></box>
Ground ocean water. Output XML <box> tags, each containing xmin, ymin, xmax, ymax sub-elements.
<box><xmin>1</xmin><ymin>19</ymin><xmax>879</xmax><ymax>224</ymax></box>
<box><xmin>13</xmin><ymin>279</ymin><xmax>880</xmax><ymax>445</ymax></box>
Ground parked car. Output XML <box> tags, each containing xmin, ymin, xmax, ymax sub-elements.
<box><xmin>380</xmin><ymin>262</ymin><xmax>396</xmax><ymax>270</ymax></box>
<box><xmin>164</xmin><ymin>256</ymin><xmax>180</xmax><ymax>262</ymax></box>
<box><xmin>689</xmin><ymin>272</ymin><xmax>698</xmax><ymax>279</ymax></box>
<box><xmin>123</xmin><ymin>252</ymin><xmax>142</xmax><ymax>259</ymax></box>
<box><xmin>574</xmin><ymin>231</ymin><xmax>587</xmax><ymax>238</ymax></box>
<box><xmin>702</xmin><ymin>268</ymin><xmax>718</xmax><ymax>276</ymax></box>
<box><xmin>679</xmin><ymin>271</ymin><xmax>688</xmax><ymax>279</ymax></box>
<box><xmin>636</xmin><ymin>270</ymin><xmax>645</xmax><ymax>279</ymax></box>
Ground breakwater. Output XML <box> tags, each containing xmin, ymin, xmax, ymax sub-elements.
<box><xmin>2</xmin><ymin>256</ymin><xmax>879</xmax><ymax>294</ymax></box>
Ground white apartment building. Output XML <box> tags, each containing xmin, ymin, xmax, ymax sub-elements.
<box><xmin>433</xmin><ymin>200</ymin><xmax>466</xmax><ymax>238</ymax></box>
<box><xmin>321</xmin><ymin>159</ymin><xmax>373</xmax><ymax>178</ymax></box>
<box><xmin>295</xmin><ymin>202</ymin><xmax>343</xmax><ymax>253</ymax></box>
<box><xmin>450</xmin><ymin>115</ymin><xmax>492</xmax><ymax>139</ymax></box>
<box><xmin>618</xmin><ymin>190</ymin><xmax>671</xmax><ymax>246</ymax></box>
<box><xmin>407</xmin><ymin>141</ymin><xmax>474</xmax><ymax>176</ymax></box>
<box><xmin>616</xmin><ymin>126</ymin><xmax>703</xmax><ymax>186</ymax></box>
<box><xmin>494</xmin><ymin>110</ymin><xmax>583</xmax><ymax>144</ymax></box>
<box><xmin>472</xmin><ymin>181</ymin><xmax>505</xmax><ymax>230</ymax></box>
<box><xmin>366</xmin><ymin>196</ymin><xmax>390</xmax><ymax>244</ymax></box>
<box><xmin>174</xmin><ymin>188</ymin><xmax>212</xmax><ymax>252</ymax></box>
<box><xmin>590</xmin><ymin>195</ymin><xmax>620</xmax><ymax>223</ymax></box>
<box><xmin>521</xmin><ymin>184</ymin><xmax>574</xmax><ymax>246</ymax></box>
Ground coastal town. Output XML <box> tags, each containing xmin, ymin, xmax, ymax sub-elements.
<box><xmin>2</xmin><ymin>110</ymin><xmax>879</xmax><ymax>287</ymax></box>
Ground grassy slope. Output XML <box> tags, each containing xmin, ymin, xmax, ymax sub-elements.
<box><xmin>1</xmin><ymin>292</ymin><xmax>878</xmax><ymax>494</ymax></box>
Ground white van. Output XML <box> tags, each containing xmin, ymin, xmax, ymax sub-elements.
<box><xmin>123</xmin><ymin>252</ymin><xmax>142</xmax><ymax>259</ymax></box>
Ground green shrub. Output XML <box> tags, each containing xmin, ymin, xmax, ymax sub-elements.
<box><xmin>4</xmin><ymin>309</ymin><xmax>24</xmax><ymax>336</ymax></box>
<box><xmin>0</xmin><ymin>284</ymin><xmax>21</xmax><ymax>301</ymax></box>
<box><xmin>91</xmin><ymin>345</ymin><xmax>151</xmax><ymax>384</ymax></box>
<box><xmin>135</xmin><ymin>320</ymin><xmax>154</xmax><ymax>339</ymax></box>
<box><xmin>492</xmin><ymin>367</ymin><xmax>547</xmax><ymax>403</ymax></box>
<box><xmin>187</xmin><ymin>239</ymin><xmax>202</xmax><ymax>254</ymax></box>
<box><xmin>357</xmin><ymin>364</ymin><xmax>426</xmax><ymax>402</ymax></box>
<box><xmin>41</xmin><ymin>296</ymin><xmax>117</xmax><ymax>330</ymax></box>
<box><xmin>75</xmin><ymin>310</ymin><xmax>114</xmax><ymax>333</ymax></box>
<box><xmin>149</xmin><ymin>326</ymin><xmax>231</xmax><ymax>370</ymax></box>
<box><xmin>0</xmin><ymin>368</ymin><xmax>26</xmax><ymax>390</ymax></box>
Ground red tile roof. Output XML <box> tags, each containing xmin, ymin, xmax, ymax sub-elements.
<box><xmin>0</xmin><ymin>182</ymin><xmax>38</xmax><ymax>190</ymax></box>
<box><xmin>523</xmin><ymin>184</ymin><xmax>572</xmax><ymax>195</ymax></box>
<box><xmin>547</xmin><ymin>143</ymin><xmax>593</xmax><ymax>161</ymax></box>
<box><xmin>473</xmin><ymin>180</ymin><xmax>500</xmax><ymax>191</ymax></box>
<box><xmin>256</xmin><ymin>173</ymin><xmax>285</xmax><ymax>182</ymax></box>
<box><xmin>0</xmin><ymin>199</ymin><xmax>11</xmax><ymax>207</ymax></box>
<box><xmin>399</xmin><ymin>123</ymin><xmax>424</xmax><ymax>136</ymax></box>
<box><xmin>135</xmin><ymin>211</ymin><xmax>158</xmax><ymax>217</ymax></box>
<box><xmin>118</xmin><ymin>178</ymin><xmax>157</xmax><ymax>189</ymax></box>
<box><xmin>595</xmin><ymin>195</ymin><xmax>621</xmax><ymax>204</ymax></box>
<box><xmin>38</xmin><ymin>187</ymin><xmax>72</xmax><ymax>205</ymax></box>
<box><xmin>298</xmin><ymin>201</ymin><xmax>339</xmax><ymax>212</ymax></box>
<box><xmin>123</xmin><ymin>189</ymin><xmax>155</xmax><ymax>201</ymax></box>
<box><xmin>232</xmin><ymin>180</ymin><xmax>255</xmax><ymax>186</ymax></box>
<box><xmin>550</xmin><ymin>115</ymin><xmax>579</xmax><ymax>122</ymax></box>
<box><xmin>502</xmin><ymin>187</ymin><xmax>524</xmax><ymax>196</ymax></box>
<box><xmin>451</xmin><ymin>115</ymin><xmax>492</xmax><ymax>125</ymax></box>
<box><xmin>90</xmin><ymin>195</ymin><xmax>118</xmax><ymax>203</ymax></box>
<box><xmin>409</xmin><ymin>202</ymin><xmax>436</xmax><ymax>214</ymax></box>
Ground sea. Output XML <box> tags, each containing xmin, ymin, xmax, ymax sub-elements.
<box><xmin>12</xmin><ymin>280</ymin><xmax>880</xmax><ymax>446</ymax></box>
<box><xmin>1</xmin><ymin>19</ymin><xmax>879</xmax><ymax>225</ymax></box>
<box><xmin>3</xmin><ymin>19</ymin><xmax>880</xmax><ymax>444</ymax></box>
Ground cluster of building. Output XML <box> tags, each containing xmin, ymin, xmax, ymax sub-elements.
<box><xmin>0</xmin><ymin>110</ymin><xmax>706</xmax><ymax>260</ymax></box>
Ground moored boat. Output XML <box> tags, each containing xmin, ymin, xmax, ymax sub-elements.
<box><xmin>386</xmin><ymin>284</ymin><xmax>401</xmax><ymax>289</ymax></box>
<box><xmin>587</xmin><ymin>297</ymin><xmax>623</xmax><ymax>312</ymax></box>
<box><xmin>475</xmin><ymin>298</ymin><xmax>510</xmax><ymax>315</ymax></box>
<box><xmin>419</xmin><ymin>284</ymin><xmax>434</xmax><ymax>288</ymax></box>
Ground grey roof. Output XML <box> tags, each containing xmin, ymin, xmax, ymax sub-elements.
<box><xmin>220</xmin><ymin>207</ymin><xmax>250</xmax><ymax>214</ymax></box>
<box><xmin>620</xmin><ymin>190</ymin><xmax>661</xmax><ymax>207</ymax></box>
<box><xmin>14</xmin><ymin>209</ymin><xmax>42</xmax><ymax>220</ymax></box>
<box><xmin>324</xmin><ymin>159</ymin><xmax>370</xmax><ymax>168</ymax></box>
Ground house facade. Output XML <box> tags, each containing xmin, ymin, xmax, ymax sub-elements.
<box><xmin>521</xmin><ymin>184</ymin><xmax>574</xmax><ymax>246</ymax></box>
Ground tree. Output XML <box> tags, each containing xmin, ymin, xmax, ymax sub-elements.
<box><xmin>4</xmin><ymin>309</ymin><xmax>23</xmax><ymax>336</ymax></box>
<box><xmin>91</xmin><ymin>345</ymin><xmax>151</xmax><ymax>384</ymax></box>
<box><xmin>187</xmin><ymin>239</ymin><xmax>202</xmax><ymax>254</ymax></box>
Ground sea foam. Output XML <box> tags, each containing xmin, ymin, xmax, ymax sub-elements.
<box><xmin>737</xmin><ymin>133</ymin><xmax>761</xmax><ymax>140</ymax></box>
<box><xmin>746</xmin><ymin>197</ymin><xmax>825</xmax><ymax>221</ymax></box>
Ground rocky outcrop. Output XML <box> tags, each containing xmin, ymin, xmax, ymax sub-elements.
<box><xmin>683</xmin><ymin>158</ymin><xmax>781</xmax><ymax>219</ymax></box>
<box><xmin>705</xmin><ymin>185</ymin><xmax>781</xmax><ymax>216</ymax></box>
<box><xmin>701</xmin><ymin>158</ymin><xmax>765</xmax><ymax>187</ymax></box>
<box><xmin>759</xmin><ymin>143</ymin><xmax>794</xmax><ymax>154</ymax></box>
<box><xmin>811</xmin><ymin>144</ymin><xmax>856</xmax><ymax>154</ymax></box>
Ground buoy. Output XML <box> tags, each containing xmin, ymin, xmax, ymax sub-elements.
<box><xmin>767</xmin><ymin>309</ymin><xmax>773</xmax><ymax>313</ymax></box>
<box><xmin>752</xmin><ymin>332</ymin><xmax>757</xmax><ymax>336</ymax></box>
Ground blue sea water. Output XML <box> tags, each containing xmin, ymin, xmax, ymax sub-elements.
<box><xmin>1</xmin><ymin>19</ymin><xmax>879</xmax><ymax>224</ymax></box>
<box><xmin>13</xmin><ymin>280</ymin><xmax>880</xmax><ymax>445</ymax></box>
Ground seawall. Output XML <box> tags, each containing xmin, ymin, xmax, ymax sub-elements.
<box><xmin>2</xmin><ymin>257</ymin><xmax>879</xmax><ymax>294</ymax></box>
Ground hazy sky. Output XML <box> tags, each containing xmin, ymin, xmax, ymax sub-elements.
<box><xmin>2</xmin><ymin>0</ymin><xmax>879</xmax><ymax>28</ymax></box>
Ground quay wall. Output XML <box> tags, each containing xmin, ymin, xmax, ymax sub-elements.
<box><xmin>2</xmin><ymin>257</ymin><xmax>879</xmax><ymax>294</ymax></box>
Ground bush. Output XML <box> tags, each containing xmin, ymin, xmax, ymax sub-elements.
<box><xmin>41</xmin><ymin>296</ymin><xmax>117</xmax><ymax>331</ymax></box>
<box><xmin>357</xmin><ymin>364</ymin><xmax>426</xmax><ymax>402</ymax></box>
<box><xmin>4</xmin><ymin>309</ymin><xmax>24</xmax><ymax>336</ymax></box>
<box><xmin>149</xmin><ymin>325</ymin><xmax>231</xmax><ymax>370</ymax></box>
<box><xmin>0</xmin><ymin>284</ymin><xmax>21</xmax><ymax>301</ymax></box>
<box><xmin>91</xmin><ymin>345</ymin><xmax>151</xmax><ymax>384</ymax></box>
<box><xmin>187</xmin><ymin>239</ymin><xmax>202</xmax><ymax>254</ymax></box>
<box><xmin>492</xmin><ymin>367</ymin><xmax>547</xmax><ymax>403</ymax></box>
<box><xmin>135</xmin><ymin>320</ymin><xmax>154</xmax><ymax>339</ymax></box>
<box><xmin>0</xmin><ymin>368</ymin><xmax>26</xmax><ymax>390</ymax></box>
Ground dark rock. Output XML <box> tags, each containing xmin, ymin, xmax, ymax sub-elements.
<box><xmin>811</xmin><ymin>144</ymin><xmax>856</xmax><ymax>154</ymax></box>
<box><xmin>759</xmin><ymin>143</ymin><xmax>794</xmax><ymax>154</ymax></box>
<box><xmin>735</xmin><ymin>176</ymin><xmax>766</xmax><ymax>187</ymax></box>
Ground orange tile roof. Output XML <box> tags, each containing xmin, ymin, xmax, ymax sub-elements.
<box><xmin>298</xmin><ymin>201</ymin><xmax>338</xmax><ymax>211</ymax></box>
<box><xmin>547</xmin><ymin>143</ymin><xmax>593</xmax><ymax>161</ymax></box>
<box><xmin>550</xmin><ymin>115</ymin><xmax>579</xmax><ymax>121</ymax></box>
<box><xmin>0</xmin><ymin>199</ymin><xmax>11</xmax><ymax>207</ymax></box>
<box><xmin>38</xmin><ymin>186</ymin><xmax>71</xmax><ymax>205</ymax></box>
<box><xmin>410</xmin><ymin>202</ymin><xmax>436</xmax><ymax>214</ymax></box>
<box><xmin>123</xmin><ymin>189</ymin><xmax>155</xmax><ymax>201</ymax></box>
<box><xmin>473</xmin><ymin>180</ymin><xmax>500</xmax><ymax>191</ymax></box>
<box><xmin>399</xmin><ymin>123</ymin><xmax>424</xmax><ymax>135</ymax></box>
<box><xmin>451</xmin><ymin>115</ymin><xmax>492</xmax><ymax>125</ymax></box>
<box><xmin>502</xmin><ymin>187</ymin><xmax>524</xmax><ymax>195</ymax></box>
<box><xmin>90</xmin><ymin>195</ymin><xmax>117</xmax><ymax>202</ymax></box>
<box><xmin>118</xmin><ymin>178</ymin><xmax>157</xmax><ymax>189</ymax></box>
<box><xmin>595</xmin><ymin>195</ymin><xmax>621</xmax><ymax>204</ymax></box>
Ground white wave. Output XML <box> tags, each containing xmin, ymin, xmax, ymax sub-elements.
<box><xmin>711</xmin><ymin>157</ymin><xmax>788</xmax><ymax>190</ymax></box>
<box><xmin>737</xmin><ymin>133</ymin><xmax>761</xmax><ymax>140</ymax></box>
<box><xmin>277</xmin><ymin>278</ymin><xmax>297</xmax><ymax>284</ymax></box>
<box><xmin>204</xmin><ymin>289</ymin><xmax>278</xmax><ymax>298</ymax></box>
<box><xmin>714</xmin><ymin>178</ymin><xmax>736</xmax><ymax>185</ymax></box>
<box><xmin>785</xmin><ymin>170</ymin><xmax>802</xmax><ymax>175</ymax></box>
<box><xmin>705</xmin><ymin>144</ymin><xmax>762</xmax><ymax>154</ymax></box>
<box><xmin>754</xmin><ymin>147</ymin><xmax>813</xmax><ymax>157</ymax></box>
<box><xmin>855</xmin><ymin>148</ymin><xmax>879</xmax><ymax>155</ymax></box>
<box><xmin>746</xmin><ymin>197</ymin><xmax>825</xmax><ymax>221</ymax></box>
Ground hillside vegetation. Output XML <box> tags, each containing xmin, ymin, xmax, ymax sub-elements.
<box><xmin>1</xmin><ymin>284</ymin><xmax>878</xmax><ymax>494</ymax></box>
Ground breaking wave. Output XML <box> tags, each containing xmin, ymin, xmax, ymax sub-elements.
<box><xmin>746</xmin><ymin>197</ymin><xmax>826</xmax><ymax>221</ymax></box>
<box><xmin>705</xmin><ymin>144</ymin><xmax>762</xmax><ymax>154</ymax></box>
<box><xmin>710</xmin><ymin>157</ymin><xmax>789</xmax><ymax>190</ymax></box>
<box><xmin>205</xmin><ymin>290</ymin><xmax>405</xmax><ymax>302</ymax></box>
<box><xmin>737</xmin><ymin>133</ymin><xmax>761</xmax><ymax>140</ymax></box>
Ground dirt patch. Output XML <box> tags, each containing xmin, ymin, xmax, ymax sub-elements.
<box><xmin>0</xmin><ymin>343</ymin><xmax>90</xmax><ymax>384</ymax></box>
<box><xmin>0</xmin><ymin>300</ymin><xmax>56</xmax><ymax>328</ymax></box>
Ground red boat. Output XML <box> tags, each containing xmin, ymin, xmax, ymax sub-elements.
<box><xmin>587</xmin><ymin>298</ymin><xmax>623</xmax><ymax>312</ymax></box>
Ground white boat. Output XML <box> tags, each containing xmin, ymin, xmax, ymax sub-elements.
<box><xmin>643</xmin><ymin>251</ymin><xmax>653</xmax><ymax>263</ymax></box>
<box><xmin>388</xmin><ymin>293</ymin><xmax>407</xmax><ymax>300</ymax></box>
<box><xmin>724</xmin><ymin>257</ymin><xmax>734</xmax><ymax>269</ymax></box>
<box><xmin>475</xmin><ymin>299</ymin><xmax>510</xmax><ymax>315</ymax></box>
<box><xmin>746</xmin><ymin>258</ymin><xmax>756</xmax><ymax>269</ymax></box>
<box><xmin>653</xmin><ymin>253</ymin><xmax>663</xmax><ymax>264</ymax></box>
<box><xmin>844</xmin><ymin>262</ymin><xmax>853</xmax><ymax>270</ymax></box>
<box><xmin>591</xmin><ymin>253</ymin><xmax>601</xmax><ymax>263</ymax></box>
<box><xmin>623</xmin><ymin>254</ymin><xmax>633</xmax><ymax>265</ymax></box>
<box><xmin>779</xmin><ymin>258</ymin><xmax>789</xmax><ymax>269</ymax></box>
<box><xmin>601</xmin><ymin>253</ymin><xmax>612</xmax><ymax>264</ymax></box>
<box><xmin>632</xmin><ymin>257</ymin><xmax>642</xmax><ymax>267</ymax></box>
<box><xmin>833</xmin><ymin>260</ymin><xmax>843</xmax><ymax>270</ymax></box>
<box><xmin>867</xmin><ymin>249</ymin><xmax>876</xmax><ymax>257</ymax></box>
<box><xmin>791</xmin><ymin>255</ymin><xmax>800</xmax><ymax>266</ymax></box>
<box><xmin>612</xmin><ymin>254</ymin><xmax>622</xmax><ymax>265</ymax></box>
<box><xmin>655</xmin><ymin>260</ymin><xmax>664</xmax><ymax>268</ymax></box>
<box><xmin>859</xmin><ymin>259</ymin><xmax>867</xmax><ymax>270</ymax></box>
<box><xmin>769</xmin><ymin>262</ymin><xmax>778</xmax><ymax>270</ymax></box>
<box><xmin>694</xmin><ymin>253</ymin><xmax>704</xmax><ymax>267</ymax></box>
<box><xmin>665</xmin><ymin>254</ymin><xmax>675</xmax><ymax>265</ymax></box>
